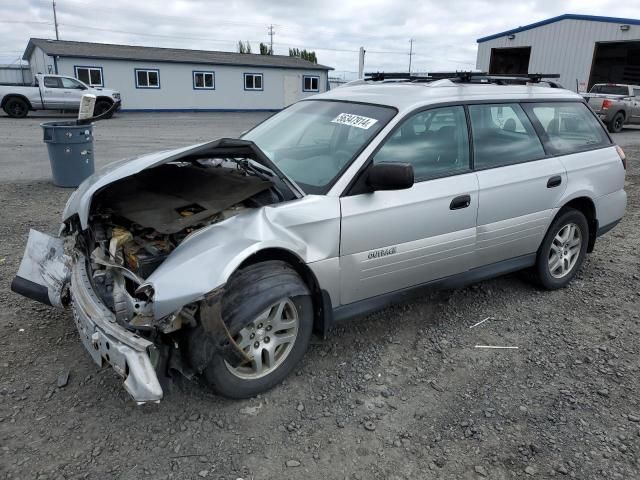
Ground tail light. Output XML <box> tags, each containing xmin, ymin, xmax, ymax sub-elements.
<box><xmin>602</xmin><ymin>99</ymin><xmax>612</xmax><ymax>110</ymax></box>
<box><xmin>615</xmin><ymin>145</ymin><xmax>626</xmax><ymax>170</ymax></box>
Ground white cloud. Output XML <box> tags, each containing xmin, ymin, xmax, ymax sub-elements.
<box><xmin>0</xmin><ymin>0</ymin><xmax>637</xmax><ymax>79</ymax></box>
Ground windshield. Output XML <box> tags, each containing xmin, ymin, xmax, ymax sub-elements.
<box><xmin>242</xmin><ymin>100</ymin><xmax>396</xmax><ymax>194</ymax></box>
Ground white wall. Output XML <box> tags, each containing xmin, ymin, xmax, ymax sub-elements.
<box><xmin>476</xmin><ymin>19</ymin><xmax>640</xmax><ymax>92</ymax></box>
<box><xmin>52</xmin><ymin>54</ymin><xmax>328</xmax><ymax>110</ymax></box>
<box><xmin>28</xmin><ymin>47</ymin><xmax>56</xmax><ymax>79</ymax></box>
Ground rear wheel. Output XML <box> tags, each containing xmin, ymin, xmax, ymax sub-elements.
<box><xmin>3</xmin><ymin>97</ymin><xmax>29</xmax><ymax>118</ymax></box>
<box><xmin>200</xmin><ymin>261</ymin><xmax>313</xmax><ymax>399</ymax></box>
<box><xmin>608</xmin><ymin>112</ymin><xmax>624</xmax><ymax>133</ymax></box>
<box><xmin>533</xmin><ymin>209</ymin><xmax>589</xmax><ymax>289</ymax></box>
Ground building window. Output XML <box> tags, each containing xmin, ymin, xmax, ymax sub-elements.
<box><xmin>193</xmin><ymin>71</ymin><xmax>215</xmax><ymax>90</ymax></box>
<box><xmin>303</xmin><ymin>75</ymin><xmax>319</xmax><ymax>92</ymax></box>
<box><xmin>244</xmin><ymin>73</ymin><xmax>263</xmax><ymax>91</ymax></box>
<box><xmin>135</xmin><ymin>69</ymin><xmax>160</xmax><ymax>89</ymax></box>
<box><xmin>74</xmin><ymin>66</ymin><xmax>103</xmax><ymax>87</ymax></box>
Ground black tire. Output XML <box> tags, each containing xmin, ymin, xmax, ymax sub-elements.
<box><xmin>3</xmin><ymin>97</ymin><xmax>29</xmax><ymax>118</ymax></box>
<box><xmin>94</xmin><ymin>100</ymin><xmax>114</xmax><ymax>118</ymax></box>
<box><xmin>200</xmin><ymin>261</ymin><xmax>313</xmax><ymax>399</ymax></box>
<box><xmin>533</xmin><ymin>208</ymin><xmax>589</xmax><ymax>290</ymax></box>
<box><xmin>608</xmin><ymin>112</ymin><xmax>624</xmax><ymax>133</ymax></box>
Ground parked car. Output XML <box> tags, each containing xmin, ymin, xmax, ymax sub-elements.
<box><xmin>583</xmin><ymin>83</ymin><xmax>640</xmax><ymax>133</ymax></box>
<box><xmin>12</xmin><ymin>77</ymin><xmax>627</xmax><ymax>403</ymax></box>
<box><xmin>0</xmin><ymin>74</ymin><xmax>120</xmax><ymax>118</ymax></box>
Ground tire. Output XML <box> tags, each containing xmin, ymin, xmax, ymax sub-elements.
<box><xmin>94</xmin><ymin>100</ymin><xmax>114</xmax><ymax>118</ymax></box>
<box><xmin>3</xmin><ymin>97</ymin><xmax>29</xmax><ymax>118</ymax></box>
<box><xmin>200</xmin><ymin>261</ymin><xmax>313</xmax><ymax>399</ymax></box>
<box><xmin>608</xmin><ymin>112</ymin><xmax>624</xmax><ymax>133</ymax></box>
<box><xmin>533</xmin><ymin>208</ymin><xmax>589</xmax><ymax>290</ymax></box>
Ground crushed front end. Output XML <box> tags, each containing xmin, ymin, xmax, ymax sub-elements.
<box><xmin>11</xmin><ymin>139</ymin><xmax>297</xmax><ymax>404</ymax></box>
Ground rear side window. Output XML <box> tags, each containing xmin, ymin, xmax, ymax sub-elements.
<box><xmin>468</xmin><ymin>103</ymin><xmax>545</xmax><ymax>169</ymax></box>
<box><xmin>590</xmin><ymin>85</ymin><xmax>628</xmax><ymax>96</ymax></box>
<box><xmin>525</xmin><ymin>102</ymin><xmax>610</xmax><ymax>155</ymax></box>
<box><xmin>43</xmin><ymin>77</ymin><xmax>61</xmax><ymax>88</ymax></box>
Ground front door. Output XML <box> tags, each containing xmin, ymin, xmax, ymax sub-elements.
<box><xmin>41</xmin><ymin>76</ymin><xmax>65</xmax><ymax>109</ymax></box>
<box><xmin>468</xmin><ymin>103</ymin><xmax>567</xmax><ymax>268</ymax></box>
<box><xmin>339</xmin><ymin>105</ymin><xmax>478</xmax><ymax>305</ymax></box>
<box><xmin>59</xmin><ymin>77</ymin><xmax>86</xmax><ymax>109</ymax></box>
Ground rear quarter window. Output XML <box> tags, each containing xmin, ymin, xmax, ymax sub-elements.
<box><xmin>525</xmin><ymin>102</ymin><xmax>611</xmax><ymax>155</ymax></box>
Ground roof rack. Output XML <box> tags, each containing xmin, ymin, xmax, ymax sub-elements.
<box><xmin>363</xmin><ymin>71</ymin><xmax>562</xmax><ymax>87</ymax></box>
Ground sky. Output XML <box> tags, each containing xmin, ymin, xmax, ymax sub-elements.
<box><xmin>1</xmin><ymin>0</ymin><xmax>639</xmax><ymax>80</ymax></box>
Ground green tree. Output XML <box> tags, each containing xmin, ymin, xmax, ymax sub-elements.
<box><xmin>237</xmin><ymin>41</ymin><xmax>252</xmax><ymax>54</ymax></box>
<box><xmin>289</xmin><ymin>48</ymin><xmax>318</xmax><ymax>64</ymax></box>
<box><xmin>259</xmin><ymin>42</ymin><xmax>272</xmax><ymax>55</ymax></box>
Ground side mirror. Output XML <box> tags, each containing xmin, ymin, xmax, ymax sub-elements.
<box><xmin>367</xmin><ymin>162</ymin><xmax>414</xmax><ymax>191</ymax></box>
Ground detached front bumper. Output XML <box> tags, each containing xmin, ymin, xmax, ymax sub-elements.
<box><xmin>71</xmin><ymin>255</ymin><xmax>163</xmax><ymax>403</ymax></box>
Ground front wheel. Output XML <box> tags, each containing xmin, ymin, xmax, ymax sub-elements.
<box><xmin>200</xmin><ymin>261</ymin><xmax>313</xmax><ymax>399</ymax></box>
<box><xmin>533</xmin><ymin>209</ymin><xmax>589</xmax><ymax>289</ymax></box>
<box><xmin>94</xmin><ymin>100</ymin><xmax>114</xmax><ymax>118</ymax></box>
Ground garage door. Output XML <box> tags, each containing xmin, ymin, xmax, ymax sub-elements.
<box><xmin>589</xmin><ymin>41</ymin><xmax>640</xmax><ymax>89</ymax></box>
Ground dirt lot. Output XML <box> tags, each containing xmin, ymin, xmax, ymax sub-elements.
<box><xmin>1</xmin><ymin>114</ymin><xmax>639</xmax><ymax>480</ymax></box>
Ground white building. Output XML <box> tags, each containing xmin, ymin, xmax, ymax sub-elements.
<box><xmin>23</xmin><ymin>38</ymin><xmax>332</xmax><ymax>111</ymax></box>
<box><xmin>476</xmin><ymin>14</ymin><xmax>640</xmax><ymax>92</ymax></box>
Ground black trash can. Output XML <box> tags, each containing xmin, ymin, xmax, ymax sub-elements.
<box><xmin>41</xmin><ymin>121</ymin><xmax>95</xmax><ymax>187</ymax></box>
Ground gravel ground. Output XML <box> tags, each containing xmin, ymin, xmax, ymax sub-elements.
<box><xmin>0</xmin><ymin>114</ymin><xmax>639</xmax><ymax>480</ymax></box>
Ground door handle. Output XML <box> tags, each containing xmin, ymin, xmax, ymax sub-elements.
<box><xmin>547</xmin><ymin>175</ymin><xmax>562</xmax><ymax>188</ymax></box>
<box><xmin>450</xmin><ymin>195</ymin><xmax>471</xmax><ymax>210</ymax></box>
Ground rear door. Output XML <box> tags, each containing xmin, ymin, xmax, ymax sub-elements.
<box><xmin>41</xmin><ymin>76</ymin><xmax>65</xmax><ymax>109</ymax></box>
<box><xmin>339</xmin><ymin>105</ymin><xmax>478</xmax><ymax>304</ymax></box>
<box><xmin>469</xmin><ymin>103</ymin><xmax>566</xmax><ymax>268</ymax></box>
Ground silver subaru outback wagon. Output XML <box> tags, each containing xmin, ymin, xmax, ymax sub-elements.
<box><xmin>12</xmin><ymin>77</ymin><xmax>627</xmax><ymax>403</ymax></box>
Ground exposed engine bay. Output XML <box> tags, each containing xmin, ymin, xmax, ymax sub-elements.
<box><xmin>79</xmin><ymin>149</ymin><xmax>289</xmax><ymax>331</ymax></box>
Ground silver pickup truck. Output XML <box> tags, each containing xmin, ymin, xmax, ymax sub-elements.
<box><xmin>584</xmin><ymin>83</ymin><xmax>640</xmax><ymax>133</ymax></box>
<box><xmin>0</xmin><ymin>74</ymin><xmax>120</xmax><ymax>118</ymax></box>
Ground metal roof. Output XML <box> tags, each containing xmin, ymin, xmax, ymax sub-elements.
<box><xmin>477</xmin><ymin>13</ymin><xmax>640</xmax><ymax>43</ymax></box>
<box><xmin>23</xmin><ymin>38</ymin><xmax>332</xmax><ymax>71</ymax></box>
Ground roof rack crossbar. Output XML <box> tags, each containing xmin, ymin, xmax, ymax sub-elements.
<box><xmin>363</xmin><ymin>71</ymin><xmax>561</xmax><ymax>84</ymax></box>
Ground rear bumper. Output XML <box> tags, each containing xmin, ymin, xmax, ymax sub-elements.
<box><xmin>71</xmin><ymin>255</ymin><xmax>163</xmax><ymax>404</ymax></box>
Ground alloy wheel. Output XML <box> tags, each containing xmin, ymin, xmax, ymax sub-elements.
<box><xmin>224</xmin><ymin>299</ymin><xmax>299</xmax><ymax>379</ymax></box>
<box><xmin>548</xmin><ymin>223</ymin><xmax>582</xmax><ymax>279</ymax></box>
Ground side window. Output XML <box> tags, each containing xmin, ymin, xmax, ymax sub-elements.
<box><xmin>74</xmin><ymin>66</ymin><xmax>103</xmax><ymax>87</ymax></box>
<box><xmin>43</xmin><ymin>77</ymin><xmax>62</xmax><ymax>88</ymax></box>
<box><xmin>525</xmin><ymin>102</ymin><xmax>611</xmax><ymax>154</ymax></box>
<box><xmin>60</xmin><ymin>77</ymin><xmax>84</xmax><ymax>89</ymax></box>
<box><xmin>468</xmin><ymin>103</ymin><xmax>545</xmax><ymax>169</ymax></box>
<box><xmin>135</xmin><ymin>69</ymin><xmax>160</xmax><ymax>89</ymax></box>
<box><xmin>374</xmin><ymin>106</ymin><xmax>470</xmax><ymax>181</ymax></box>
<box><xmin>634</xmin><ymin>88</ymin><xmax>640</xmax><ymax>98</ymax></box>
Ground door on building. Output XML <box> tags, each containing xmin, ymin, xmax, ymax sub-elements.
<box><xmin>489</xmin><ymin>47</ymin><xmax>531</xmax><ymax>74</ymax></box>
<box><xmin>284</xmin><ymin>75</ymin><xmax>299</xmax><ymax>107</ymax></box>
<box><xmin>588</xmin><ymin>41</ymin><xmax>640</xmax><ymax>89</ymax></box>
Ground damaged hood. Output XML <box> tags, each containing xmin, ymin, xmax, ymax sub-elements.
<box><xmin>62</xmin><ymin>138</ymin><xmax>303</xmax><ymax>230</ymax></box>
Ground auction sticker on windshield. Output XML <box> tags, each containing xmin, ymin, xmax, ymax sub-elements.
<box><xmin>331</xmin><ymin>113</ymin><xmax>379</xmax><ymax>129</ymax></box>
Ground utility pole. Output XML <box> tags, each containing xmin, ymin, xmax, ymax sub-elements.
<box><xmin>52</xmin><ymin>0</ymin><xmax>59</xmax><ymax>40</ymax></box>
<box><xmin>268</xmin><ymin>24</ymin><xmax>275</xmax><ymax>54</ymax></box>
<box><xmin>358</xmin><ymin>46</ymin><xmax>365</xmax><ymax>79</ymax></box>
<box><xmin>408</xmin><ymin>38</ymin><xmax>414</xmax><ymax>74</ymax></box>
